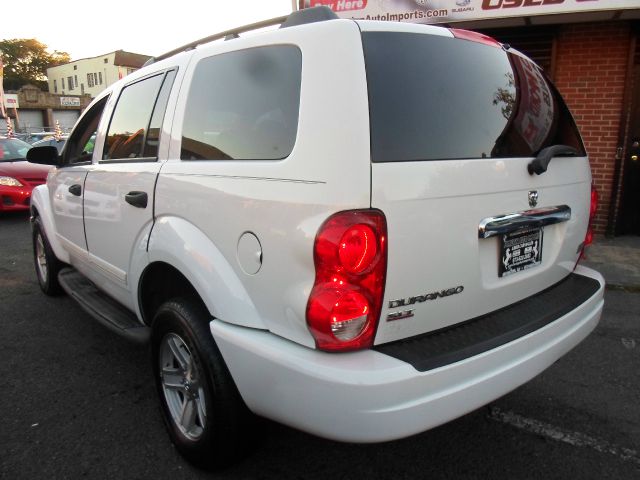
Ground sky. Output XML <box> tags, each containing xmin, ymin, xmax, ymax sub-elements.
<box><xmin>3</xmin><ymin>0</ymin><xmax>296</xmax><ymax>61</ymax></box>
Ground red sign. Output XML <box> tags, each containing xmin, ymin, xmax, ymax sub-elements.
<box><xmin>304</xmin><ymin>0</ymin><xmax>367</xmax><ymax>12</ymax></box>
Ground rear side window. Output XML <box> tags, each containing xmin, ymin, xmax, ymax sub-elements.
<box><xmin>362</xmin><ymin>32</ymin><xmax>585</xmax><ymax>162</ymax></box>
<box><xmin>180</xmin><ymin>45</ymin><xmax>301</xmax><ymax>161</ymax></box>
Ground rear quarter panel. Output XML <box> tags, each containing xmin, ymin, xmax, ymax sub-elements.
<box><xmin>154</xmin><ymin>20</ymin><xmax>372</xmax><ymax>347</ymax></box>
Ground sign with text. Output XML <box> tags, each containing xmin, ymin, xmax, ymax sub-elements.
<box><xmin>60</xmin><ymin>97</ymin><xmax>81</xmax><ymax>107</ymax></box>
<box><xmin>4</xmin><ymin>93</ymin><xmax>19</xmax><ymax>109</ymax></box>
<box><xmin>302</xmin><ymin>0</ymin><xmax>638</xmax><ymax>24</ymax></box>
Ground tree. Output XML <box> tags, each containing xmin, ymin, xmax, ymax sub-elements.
<box><xmin>0</xmin><ymin>39</ymin><xmax>70</xmax><ymax>91</ymax></box>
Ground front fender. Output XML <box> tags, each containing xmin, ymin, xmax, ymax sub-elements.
<box><xmin>30</xmin><ymin>184</ymin><xmax>70</xmax><ymax>264</ymax></box>
<box><xmin>147</xmin><ymin>216</ymin><xmax>265</xmax><ymax>329</ymax></box>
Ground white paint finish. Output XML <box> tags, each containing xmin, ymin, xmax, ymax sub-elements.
<box><xmin>371</xmin><ymin>156</ymin><xmax>592</xmax><ymax>344</ymax></box>
<box><xmin>237</xmin><ymin>232</ymin><xmax>262</xmax><ymax>275</ymax></box>
<box><xmin>83</xmin><ymin>164</ymin><xmax>161</xmax><ymax>287</ymax></box>
<box><xmin>356</xmin><ymin>20</ymin><xmax>454</xmax><ymax>36</ymax></box>
<box><xmin>148</xmin><ymin>216</ymin><xmax>265</xmax><ymax>330</ymax></box>
<box><xmin>47</xmin><ymin>167</ymin><xmax>89</xmax><ymax>259</ymax></box>
<box><xmin>156</xmin><ymin>20</ymin><xmax>371</xmax><ymax>345</ymax></box>
<box><xmin>212</xmin><ymin>267</ymin><xmax>604</xmax><ymax>442</ymax></box>
<box><xmin>30</xmin><ymin>185</ymin><xmax>70</xmax><ymax>264</ymax></box>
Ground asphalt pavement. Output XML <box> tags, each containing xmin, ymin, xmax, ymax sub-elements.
<box><xmin>1</xmin><ymin>210</ymin><xmax>639</xmax><ymax>479</ymax></box>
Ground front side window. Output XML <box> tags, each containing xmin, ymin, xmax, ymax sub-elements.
<box><xmin>363</xmin><ymin>32</ymin><xmax>585</xmax><ymax>162</ymax></box>
<box><xmin>180</xmin><ymin>45</ymin><xmax>301</xmax><ymax>161</ymax></box>
<box><xmin>63</xmin><ymin>96</ymin><xmax>108</xmax><ymax>165</ymax></box>
<box><xmin>103</xmin><ymin>71</ymin><xmax>174</xmax><ymax>161</ymax></box>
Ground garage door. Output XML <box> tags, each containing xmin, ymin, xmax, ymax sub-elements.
<box><xmin>53</xmin><ymin>110</ymin><xmax>80</xmax><ymax>132</ymax></box>
<box><xmin>17</xmin><ymin>110</ymin><xmax>44</xmax><ymax>133</ymax></box>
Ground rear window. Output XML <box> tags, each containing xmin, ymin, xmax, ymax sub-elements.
<box><xmin>362</xmin><ymin>32</ymin><xmax>585</xmax><ymax>163</ymax></box>
<box><xmin>180</xmin><ymin>45</ymin><xmax>301</xmax><ymax>161</ymax></box>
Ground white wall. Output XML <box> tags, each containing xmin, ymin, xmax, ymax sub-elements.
<box><xmin>47</xmin><ymin>53</ymin><xmax>121</xmax><ymax>97</ymax></box>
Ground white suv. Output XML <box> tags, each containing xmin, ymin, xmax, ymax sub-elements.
<box><xmin>27</xmin><ymin>6</ymin><xmax>605</xmax><ymax>468</ymax></box>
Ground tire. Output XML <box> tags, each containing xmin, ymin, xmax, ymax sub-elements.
<box><xmin>151</xmin><ymin>297</ymin><xmax>257</xmax><ymax>469</ymax></box>
<box><xmin>32</xmin><ymin>216</ymin><xmax>64</xmax><ymax>296</ymax></box>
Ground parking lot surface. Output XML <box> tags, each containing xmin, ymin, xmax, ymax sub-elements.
<box><xmin>1</xmin><ymin>211</ymin><xmax>638</xmax><ymax>479</ymax></box>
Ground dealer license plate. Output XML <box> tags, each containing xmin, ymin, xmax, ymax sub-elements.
<box><xmin>499</xmin><ymin>228</ymin><xmax>543</xmax><ymax>277</ymax></box>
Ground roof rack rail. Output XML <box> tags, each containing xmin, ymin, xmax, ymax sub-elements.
<box><xmin>144</xmin><ymin>6</ymin><xmax>338</xmax><ymax>67</ymax></box>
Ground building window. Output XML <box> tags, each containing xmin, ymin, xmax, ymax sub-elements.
<box><xmin>98</xmin><ymin>72</ymin><xmax>103</xmax><ymax>85</ymax></box>
<box><xmin>104</xmin><ymin>58</ymin><xmax>108</xmax><ymax>64</ymax></box>
<box><xmin>74</xmin><ymin>75</ymin><xmax>78</xmax><ymax>87</ymax></box>
<box><xmin>67</xmin><ymin>76</ymin><xmax>74</xmax><ymax>91</ymax></box>
<box><xmin>61</xmin><ymin>77</ymin><xmax>65</xmax><ymax>90</ymax></box>
<box><xmin>87</xmin><ymin>73</ymin><xmax>94</xmax><ymax>88</ymax></box>
<box><xmin>73</xmin><ymin>65</ymin><xmax>77</xmax><ymax>70</ymax></box>
<box><xmin>53</xmin><ymin>79</ymin><xmax>57</xmax><ymax>93</ymax></box>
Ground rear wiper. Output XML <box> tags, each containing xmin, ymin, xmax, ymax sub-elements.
<box><xmin>528</xmin><ymin>144</ymin><xmax>579</xmax><ymax>175</ymax></box>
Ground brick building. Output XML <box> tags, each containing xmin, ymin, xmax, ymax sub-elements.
<box><xmin>480</xmin><ymin>20</ymin><xmax>639</xmax><ymax>236</ymax></box>
<box><xmin>303</xmin><ymin>1</ymin><xmax>640</xmax><ymax>236</ymax></box>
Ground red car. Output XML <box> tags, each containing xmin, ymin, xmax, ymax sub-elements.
<box><xmin>0</xmin><ymin>137</ymin><xmax>53</xmax><ymax>212</ymax></box>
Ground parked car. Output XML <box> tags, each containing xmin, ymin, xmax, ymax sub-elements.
<box><xmin>27</xmin><ymin>7</ymin><xmax>605</xmax><ymax>469</ymax></box>
<box><xmin>31</xmin><ymin>137</ymin><xmax>68</xmax><ymax>154</ymax></box>
<box><xmin>26</xmin><ymin>132</ymin><xmax>58</xmax><ymax>144</ymax></box>
<box><xmin>0</xmin><ymin>137</ymin><xmax>51</xmax><ymax>212</ymax></box>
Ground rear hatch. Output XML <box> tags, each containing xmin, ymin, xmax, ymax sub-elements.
<box><xmin>360</xmin><ymin>26</ymin><xmax>592</xmax><ymax>345</ymax></box>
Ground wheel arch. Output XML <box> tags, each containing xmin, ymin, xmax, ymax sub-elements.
<box><xmin>30</xmin><ymin>184</ymin><xmax>70</xmax><ymax>264</ymax></box>
<box><xmin>142</xmin><ymin>216</ymin><xmax>265</xmax><ymax>329</ymax></box>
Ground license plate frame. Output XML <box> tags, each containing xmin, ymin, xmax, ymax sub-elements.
<box><xmin>499</xmin><ymin>228</ymin><xmax>543</xmax><ymax>277</ymax></box>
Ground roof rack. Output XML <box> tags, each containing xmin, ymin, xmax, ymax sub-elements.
<box><xmin>144</xmin><ymin>6</ymin><xmax>338</xmax><ymax>67</ymax></box>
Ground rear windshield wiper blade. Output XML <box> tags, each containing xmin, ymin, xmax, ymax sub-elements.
<box><xmin>528</xmin><ymin>144</ymin><xmax>580</xmax><ymax>175</ymax></box>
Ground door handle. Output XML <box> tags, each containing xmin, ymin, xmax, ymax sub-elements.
<box><xmin>68</xmin><ymin>184</ymin><xmax>82</xmax><ymax>196</ymax></box>
<box><xmin>125</xmin><ymin>191</ymin><xmax>148</xmax><ymax>209</ymax></box>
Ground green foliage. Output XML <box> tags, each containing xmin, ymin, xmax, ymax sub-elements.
<box><xmin>0</xmin><ymin>39</ymin><xmax>70</xmax><ymax>91</ymax></box>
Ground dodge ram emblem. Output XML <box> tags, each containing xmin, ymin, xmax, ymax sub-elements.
<box><xmin>528</xmin><ymin>190</ymin><xmax>538</xmax><ymax>208</ymax></box>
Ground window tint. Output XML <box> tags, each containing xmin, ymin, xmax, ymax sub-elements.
<box><xmin>181</xmin><ymin>46</ymin><xmax>301</xmax><ymax>161</ymax></box>
<box><xmin>63</xmin><ymin>96</ymin><xmax>108</xmax><ymax>165</ymax></box>
<box><xmin>362</xmin><ymin>32</ymin><xmax>585</xmax><ymax>162</ymax></box>
<box><xmin>103</xmin><ymin>73</ymin><xmax>166</xmax><ymax>160</ymax></box>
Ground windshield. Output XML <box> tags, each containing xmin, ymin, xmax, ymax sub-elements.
<box><xmin>362</xmin><ymin>32</ymin><xmax>585</xmax><ymax>162</ymax></box>
<box><xmin>0</xmin><ymin>138</ymin><xmax>32</xmax><ymax>162</ymax></box>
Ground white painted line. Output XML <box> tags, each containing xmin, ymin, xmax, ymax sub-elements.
<box><xmin>488</xmin><ymin>406</ymin><xmax>640</xmax><ymax>466</ymax></box>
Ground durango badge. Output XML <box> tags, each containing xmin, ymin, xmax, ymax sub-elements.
<box><xmin>389</xmin><ymin>286</ymin><xmax>465</xmax><ymax>310</ymax></box>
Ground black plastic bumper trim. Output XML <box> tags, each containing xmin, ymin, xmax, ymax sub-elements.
<box><xmin>374</xmin><ymin>273</ymin><xmax>601</xmax><ymax>372</ymax></box>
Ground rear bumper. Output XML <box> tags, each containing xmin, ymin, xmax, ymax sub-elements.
<box><xmin>211</xmin><ymin>265</ymin><xmax>604</xmax><ymax>443</ymax></box>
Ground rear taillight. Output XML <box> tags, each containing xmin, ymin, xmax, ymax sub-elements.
<box><xmin>578</xmin><ymin>185</ymin><xmax>598</xmax><ymax>262</ymax></box>
<box><xmin>306</xmin><ymin>210</ymin><xmax>387</xmax><ymax>352</ymax></box>
<box><xmin>585</xmin><ymin>185</ymin><xmax>598</xmax><ymax>248</ymax></box>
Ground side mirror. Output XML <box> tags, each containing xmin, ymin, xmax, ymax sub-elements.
<box><xmin>27</xmin><ymin>146</ymin><xmax>63</xmax><ymax>167</ymax></box>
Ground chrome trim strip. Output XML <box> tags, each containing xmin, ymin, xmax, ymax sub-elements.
<box><xmin>478</xmin><ymin>205</ymin><xmax>571</xmax><ymax>239</ymax></box>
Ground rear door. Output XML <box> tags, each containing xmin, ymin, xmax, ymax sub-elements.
<box><xmin>82</xmin><ymin>70</ymin><xmax>176</xmax><ymax>303</ymax></box>
<box><xmin>360</xmin><ymin>27</ymin><xmax>592</xmax><ymax>344</ymax></box>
